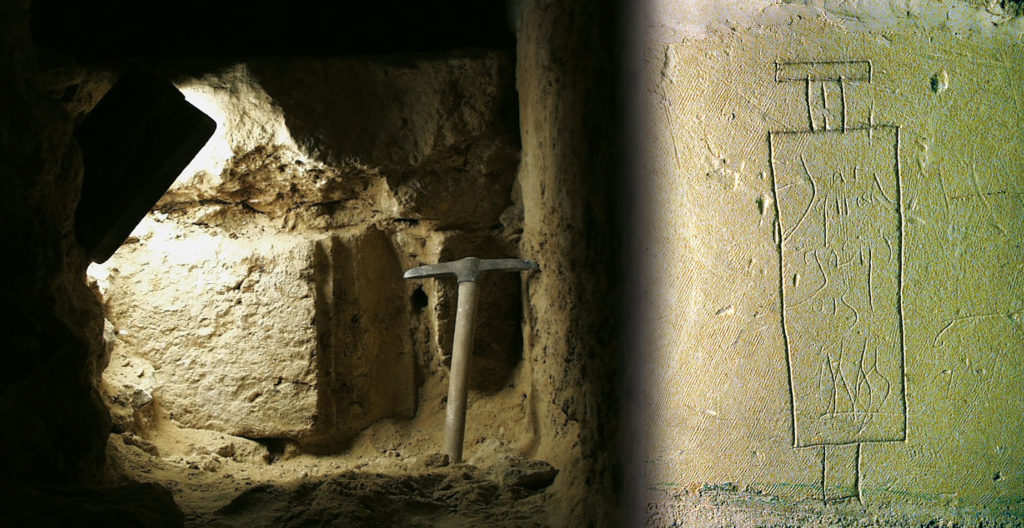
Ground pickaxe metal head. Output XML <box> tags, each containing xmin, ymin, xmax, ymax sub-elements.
<box><xmin>403</xmin><ymin>257</ymin><xmax>538</xmax><ymax>284</ymax></box>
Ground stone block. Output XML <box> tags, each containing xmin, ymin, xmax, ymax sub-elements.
<box><xmin>96</xmin><ymin>219</ymin><xmax>320</xmax><ymax>438</ymax></box>
<box><xmin>96</xmin><ymin>218</ymin><xmax>417</xmax><ymax>443</ymax></box>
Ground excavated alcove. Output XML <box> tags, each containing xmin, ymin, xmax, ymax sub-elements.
<box><xmin>3</xmin><ymin>1</ymin><xmax>626</xmax><ymax>526</ymax></box>
<box><xmin>76</xmin><ymin>54</ymin><xmax>562</xmax><ymax>521</ymax></box>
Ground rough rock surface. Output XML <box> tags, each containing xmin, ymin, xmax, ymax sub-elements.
<box><xmin>427</xmin><ymin>230</ymin><xmax>525</xmax><ymax>393</ymax></box>
<box><xmin>485</xmin><ymin>456</ymin><xmax>559</xmax><ymax>489</ymax></box>
<box><xmin>245</xmin><ymin>55</ymin><xmax>520</xmax><ymax>229</ymax></box>
<box><xmin>514</xmin><ymin>1</ymin><xmax>628</xmax><ymax>526</ymax></box>
<box><xmin>102</xmin><ymin>345</ymin><xmax>158</xmax><ymax>433</ymax></box>
<box><xmin>0</xmin><ymin>0</ymin><xmax>625</xmax><ymax>526</ymax></box>
<box><xmin>0</xmin><ymin>0</ymin><xmax>110</xmax><ymax>486</ymax></box>
<box><xmin>0</xmin><ymin>2</ymin><xmax>185</xmax><ymax>525</ymax></box>
<box><xmin>91</xmin><ymin>51</ymin><xmax>523</xmax><ymax>451</ymax></box>
<box><xmin>207</xmin><ymin>465</ymin><xmax>554</xmax><ymax>528</ymax></box>
<box><xmin>154</xmin><ymin>56</ymin><xmax>520</xmax><ymax>230</ymax></box>
<box><xmin>94</xmin><ymin>219</ymin><xmax>321</xmax><ymax>438</ymax></box>
<box><xmin>94</xmin><ymin>218</ymin><xmax>421</xmax><ymax>445</ymax></box>
<box><xmin>32</xmin><ymin>4</ymin><xmax>627</xmax><ymax>527</ymax></box>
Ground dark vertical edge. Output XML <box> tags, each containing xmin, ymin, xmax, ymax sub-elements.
<box><xmin>895</xmin><ymin>125</ymin><xmax>908</xmax><ymax>442</ymax></box>
<box><xmin>311</xmin><ymin>236</ymin><xmax>335</xmax><ymax>440</ymax></box>
<box><xmin>855</xmin><ymin>442</ymin><xmax>864</xmax><ymax>504</ymax></box>
<box><xmin>839</xmin><ymin>77</ymin><xmax>847</xmax><ymax>132</ymax></box>
<box><xmin>820</xmin><ymin>445</ymin><xmax>827</xmax><ymax>502</ymax></box>
<box><xmin>768</xmin><ymin>132</ymin><xmax>798</xmax><ymax>448</ymax></box>
<box><xmin>622</xmin><ymin>1</ymin><xmax>648</xmax><ymax>526</ymax></box>
<box><xmin>382</xmin><ymin>230</ymin><xmax>418</xmax><ymax>420</ymax></box>
<box><xmin>806</xmin><ymin>77</ymin><xmax>815</xmax><ymax>131</ymax></box>
<box><xmin>518</xmin><ymin>0</ymin><xmax>634</xmax><ymax>523</ymax></box>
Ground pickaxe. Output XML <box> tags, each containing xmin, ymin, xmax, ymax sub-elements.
<box><xmin>403</xmin><ymin>257</ymin><xmax>538</xmax><ymax>463</ymax></box>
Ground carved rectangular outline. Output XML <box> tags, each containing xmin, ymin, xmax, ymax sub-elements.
<box><xmin>768</xmin><ymin>125</ymin><xmax>907</xmax><ymax>448</ymax></box>
<box><xmin>775</xmin><ymin>60</ymin><xmax>873</xmax><ymax>83</ymax></box>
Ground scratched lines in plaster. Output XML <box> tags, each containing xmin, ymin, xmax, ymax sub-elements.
<box><xmin>771</xmin><ymin>125</ymin><xmax>907</xmax><ymax>448</ymax></box>
<box><xmin>770</xmin><ymin>61</ymin><xmax>907</xmax><ymax>453</ymax></box>
<box><xmin>768</xmin><ymin>59</ymin><xmax>911</xmax><ymax>504</ymax></box>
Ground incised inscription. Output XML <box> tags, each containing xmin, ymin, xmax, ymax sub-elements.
<box><xmin>770</xmin><ymin>60</ymin><xmax>906</xmax><ymax>503</ymax></box>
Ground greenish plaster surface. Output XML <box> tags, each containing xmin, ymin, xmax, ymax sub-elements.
<box><xmin>643</xmin><ymin>12</ymin><xmax>1024</xmax><ymax>518</ymax></box>
<box><xmin>646</xmin><ymin>487</ymin><xmax>1024</xmax><ymax>527</ymax></box>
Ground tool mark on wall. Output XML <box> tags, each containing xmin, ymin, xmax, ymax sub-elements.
<box><xmin>783</xmin><ymin>155</ymin><xmax>816</xmax><ymax>241</ymax></box>
<box><xmin>968</xmin><ymin>149</ymin><xmax>1008</xmax><ymax>236</ymax></box>
<box><xmin>933</xmin><ymin>311</ymin><xmax>1024</xmax><ymax>347</ymax></box>
<box><xmin>775</xmin><ymin>60</ymin><xmax>873</xmax><ymax>82</ymax></box>
<box><xmin>770</xmin><ymin>59</ymin><xmax>905</xmax><ymax>505</ymax></box>
<box><xmin>656</xmin><ymin>89</ymin><xmax>685</xmax><ymax>174</ymax></box>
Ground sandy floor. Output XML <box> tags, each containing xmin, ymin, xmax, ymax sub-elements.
<box><xmin>108</xmin><ymin>407</ymin><xmax>558</xmax><ymax>527</ymax></box>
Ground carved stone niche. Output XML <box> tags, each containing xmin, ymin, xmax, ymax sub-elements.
<box><xmin>429</xmin><ymin>231</ymin><xmax>524</xmax><ymax>393</ymax></box>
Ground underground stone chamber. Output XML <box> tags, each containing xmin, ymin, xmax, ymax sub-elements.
<box><xmin>4</xmin><ymin>2</ymin><xmax>625</xmax><ymax>525</ymax></box>
<box><xmin>79</xmin><ymin>55</ymin><xmax>562</xmax><ymax>519</ymax></box>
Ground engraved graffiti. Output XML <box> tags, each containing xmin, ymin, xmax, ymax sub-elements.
<box><xmin>770</xmin><ymin>60</ymin><xmax>906</xmax><ymax>503</ymax></box>
<box><xmin>773</xmin><ymin>125</ymin><xmax>905</xmax><ymax>446</ymax></box>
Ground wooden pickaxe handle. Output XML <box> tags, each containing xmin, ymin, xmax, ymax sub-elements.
<box><xmin>445</xmin><ymin>279</ymin><xmax>478</xmax><ymax>462</ymax></box>
<box><xmin>404</xmin><ymin>257</ymin><xmax>538</xmax><ymax>463</ymax></box>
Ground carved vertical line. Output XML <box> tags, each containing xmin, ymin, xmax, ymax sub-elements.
<box><xmin>868</xmin><ymin>104</ymin><xmax>875</xmax><ymax>140</ymax></box>
<box><xmin>821</xmin><ymin>81</ymin><xmax>830</xmax><ymax>130</ymax></box>
<box><xmin>856</xmin><ymin>442</ymin><xmax>864</xmax><ymax>504</ymax></box>
<box><xmin>867</xmin><ymin>247</ymin><xmax>873</xmax><ymax>310</ymax></box>
<box><xmin>895</xmin><ymin>125</ymin><xmax>908</xmax><ymax>442</ymax></box>
<box><xmin>769</xmin><ymin>131</ymin><xmax>799</xmax><ymax>448</ymax></box>
<box><xmin>821</xmin><ymin>445</ymin><xmax>827</xmax><ymax>502</ymax></box>
<box><xmin>823</xmin><ymin>198</ymin><xmax>828</xmax><ymax>246</ymax></box>
<box><xmin>806</xmin><ymin>77</ymin><xmax>816</xmax><ymax>131</ymax></box>
<box><xmin>839</xmin><ymin>77</ymin><xmax>848</xmax><ymax>132</ymax></box>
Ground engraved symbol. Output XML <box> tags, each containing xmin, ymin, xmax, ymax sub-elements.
<box><xmin>770</xmin><ymin>60</ymin><xmax>905</xmax><ymax>504</ymax></box>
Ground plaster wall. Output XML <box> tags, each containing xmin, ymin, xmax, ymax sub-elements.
<box><xmin>644</xmin><ymin>0</ymin><xmax>1024</xmax><ymax>521</ymax></box>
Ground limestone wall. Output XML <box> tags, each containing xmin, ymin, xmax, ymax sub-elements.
<box><xmin>644</xmin><ymin>0</ymin><xmax>1024</xmax><ymax>524</ymax></box>
<box><xmin>88</xmin><ymin>54</ymin><xmax>523</xmax><ymax>448</ymax></box>
<box><xmin>516</xmin><ymin>1</ymin><xmax>628</xmax><ymax>525</ymax></box>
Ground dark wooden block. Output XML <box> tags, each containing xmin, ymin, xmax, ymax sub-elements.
<box><xmin>74</xmin><ymin>66</ymin><xmax>215</xmax><ymax>263</ymax></box>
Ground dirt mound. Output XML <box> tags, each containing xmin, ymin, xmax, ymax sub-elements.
<box><xmin>210</xmin><ymin>464</ymin><xmax>554</xmax><ymax>527</ymax></box>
